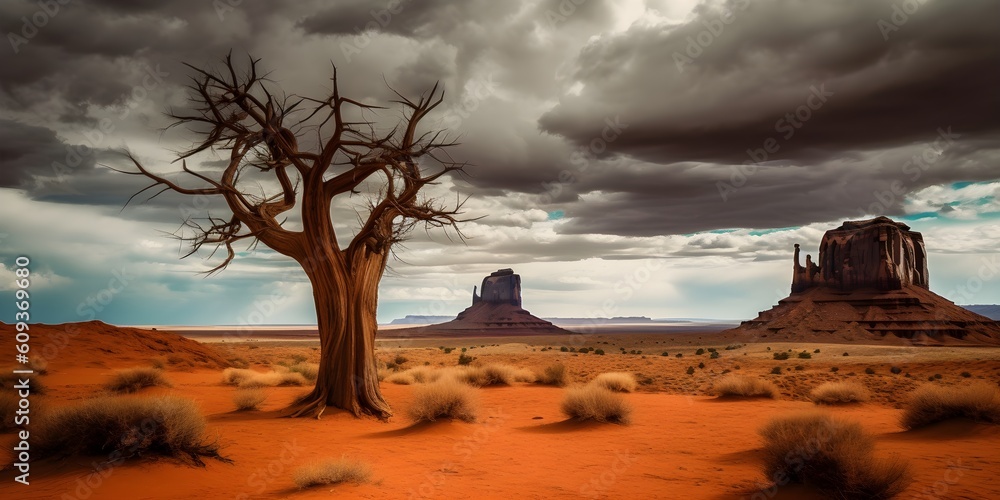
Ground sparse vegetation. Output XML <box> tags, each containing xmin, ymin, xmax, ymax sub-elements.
<box><xmin>890</xmin><ymin>366</ymin><xmax>902</xmax><ymax>374</ymax></box>
<box><xmin>759</xmin><ymin>412</ymin><xmax>911</xmax><ymax>499</ymax></box>
<box><xmin>901</xmin><ymin>383</ymin><xmax>1000</xmax><ymax>429</ymax></box>
<box><xmin>865</xmin><ymin>367</ymin><xmax>876</xmax><ymax>375</ymax></box>
<box><xmin>711</xmin><ymin>374</ymin><xmax>779</xmax><ymax>399</ymax></box>
<box><xmin>457</xmin><ymin>353</ymin><xmax>474</xmax><ymax>366</ymax></box>
<box><xmin>797</xmin><ymin>351</ymin><xmax>812</xmax><ymax>359</ymax></box>
<box><xmin>34</xmin><ymin>395</ymin><xmax>226</xmax><ymax>465</ymax></box>
<box><xmin>773</xmin><ymin>352</ymin><xmax>790</xmax><ymax>360</ymax></box>
<box><xmin>222</xmin><ymin>368</ymin><xmax>307</xmax><ymax>388</ymax></box>
<box><xmin>686</xmin><ymin>366</ymin><xmax>695</xmax><ymax>375</ymax></box>
<box><xmin>561</xmin><ymin>385</ymin><xmax>632</xmax><ymax>424</ymax></box>
<box><xmin>288</xmin><ymin>362</ymin><xmax>319</xmax><ymax>382</ymax></box>
<box><xmin>961</xmin><ymin>371</ymin><xmax>972</xmax><ymax>378</ymax></box>
<box><xmin>770</xmin><ymin>366</ymin><xmax>782</xmax><ymax>375</ymax></box>
<box><xmin>810</xmin><ymin>382</ymin><xmax>871</xmax><ymax>405</ymax></box>
<box><xmin>710</xmin><ymin>351</ymin><xmax>720</xmax><ymax>359</ymax></box>
<box><xmin>233</xmin><ymin>388</ymin><xmax>267</xmax><ymax>411</ymax></box>
<box><xmin>695</xmin><ymin>348</ymin><xmax>705</xmax><ymax>355</ymax></box>
<box><xmin>535</xmin><ymin>363</ymin><xmax>568</xmax><ymax>387</ymax></box>
<box><xmin>460</xmin><ymin>364</ymin><xmax>535</xmax><ymax>386</ymax></box>
<box><xmin>590</xmin><ymin>372</ymin><xmax>637</xmax><ymax>393</ymax></box>
<box><xmin>407</xmin><ymin>379</ymin><xmax>478</xmax><ymax>423</ymax></box>
<box><xmin>831</xmin><ymin>367</ymin><xmax>839</xmax><ymax>373</ymax></box>
<box><xmin>105</xmin><ymin>367</ymin><xmax>172</xmax><ymax>394</ymax></box>
<box><xmin>293</xmin><ymin>457</ymin><xmax>372</xmax><ymax>489</ymax></box>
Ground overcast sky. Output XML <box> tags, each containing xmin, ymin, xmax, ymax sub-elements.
<box><xmin>1</xmin><ymin>0</ymin><xmax>999</xmax><ymax>326</ymax></box>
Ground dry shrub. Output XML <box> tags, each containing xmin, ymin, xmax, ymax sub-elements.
<box><xmin>386</xmin><ymin>366</ymin><xmax>440</xmax><ymax>385</ymax></box>
<box><xmin>561</xmin><ymin>385</ymin><xmax>632</xmax><ymax>424</ymax></box>
<box><xmin>461</xmin><ymin>364</ymin><xmax>535</xmax><ymax>386</ymax></box>
<box><xmin>34</xmin><ymin>395</ymin><xmax>226</xmax><ymax>465</ymax></box>
<box><xmin>712</xmin><ymin>374</ymin><xmax>779</xmax><ymax>399</ymax></box>
<box><xmin>151</xmin><ymin>357</ymin><xmax>167</xmax><ymax>370</ymax></box>
<box><xmin>810</xmin><ymin>382</ymin><xmax>871</xmax><ymax>405</ymax></box>
<box><xmin>233</xmin><ymin>388</ymin><xmax>267</xmax><ymax>411</ymax></box>
<box><xmin>536</xmin><ymin>363</ymin><xmax>568</xmax><ymax>386</ymax></box>
<box><xmin>288</xmin><ymin>362</ymin><xmax>319</xmax><ymax>382</ymax></box>
<box><xmin>901</xmin><ymin>382</ymin><xmax>1000</xmax><ymax>429</ymax></box>
<box><xmin>590</xmin><ymin>372</ymin><xmax>637</xmax><ymax>393</ymax></box>
<box><xmin>222</xmin><ymin>368</ymin><xmax>306</xmax><ymax>388</ymax></box>
<box><xmin>227</xmin><ymin>357</ymin><xmax>250</xmax><ymax>369</ymax></box>
<box><xmin>407</xmin><ymin>378</ymin><xmax>478</xmax><ymax>423</ymax></box>
<box><xmin>759</xmin><ymin>411</ymin><xmax>910</xmax><ymax>499</ymax></box>
<box><xmin>294</xmin><ymin>457</ymin><xmax>372</xmax><ymax>489</ymax></box>
<box><xmin>222</xmin><ymin>368</ymin><xmax>255</xmax><ymax>385</ymax></box>
<box><xmin>105</xmin><ymin>367</ymin><xmax>172</xmax><ymax>394</ymax></box>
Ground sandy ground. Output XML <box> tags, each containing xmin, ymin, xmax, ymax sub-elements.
<box><xmin>2</xmin><ymin>327</ymin><xmax>1000</xmax><ymax>499</ymax></box>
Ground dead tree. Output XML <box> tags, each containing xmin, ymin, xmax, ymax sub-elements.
<box><xmin>117</xmin><ymin>54</ymin><xmax>466</xmax><ymax>419</ymax></box>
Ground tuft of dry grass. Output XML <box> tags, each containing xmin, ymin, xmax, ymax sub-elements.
<box><xmin>460</xmin><ymin>364</ymin><xmax>535</xmax><ymax>386</ymax></box>
<box><xmin>407</xmin><ymin>378</ymin><xmax>478</xmax><ymax>423</ymax></box>
<box><xmin>590</xmin><ymin>372</ymin><xmax>637</xmax><ymax>393</ymax></box>
<box><xmin>810</xmin><ymin>381</ymin><xmax>871</xmax><ymax>405</ymax></box>
<box><xmin>222</xmin><ymin>368</ymin><xmax>306</xmax><ymax>388</ymax></box>
<box><xmin>759</xmin><ymin>411</ymin><xmax>911</xmax><ymax>499</ymax></box>
<box><xmin>293</xmin><ymin>457</ymin><xmax>372</xmax><ymax>489</ymax></box>
<box><xmin>901</xmin><ymin>382</ymin><xmax>1000</xmax><ymax>429</ymax></box>
<box><xmin>561</xmin><ymin>385</ymin><xmax>632</xmax><ymax>424</ymax></box>
<box><xmin>288</xmin><ymin>362</ymin><xmax>319</xmax><ymax>381</ymax></box>
<box><xmin>33</xmin><ymin>395</ymin><xmax>227</xmax><ymax>465</ymax></box>
<box><xmin>711</xmin><ymin>374</ymin><xmax>779</xmax><ymax>399</ymax></box>
<box><xmin>105</xmin><ymin>367</ymin><xmax>172</xmax><ymax>394</ymax></box>
<box><xmin>535</xmin><ymin>363</ymin><xmax>568</xmax><ymax>386</ymax></box>
<box><xmin>233</xmin><ymin>388</ymin><xmax>267</xmax><ymax>411</ymax></box>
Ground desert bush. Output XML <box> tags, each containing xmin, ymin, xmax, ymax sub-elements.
<box><xmin>227</xmin><ymin>357</ymin><xmax>250</xmax><ymax>369</ymax></box>
<box><xmin>865</xmin><ymin>367</ymin><xmax>876</xmax><ymax>375</ymax></box>
<box><xmin>594</xmin><ymin>349</ymin><xmax>605</xmax><ymax>355</ymax></box>
<box><xmin>290</xmin><ymin>354</ymin><xmax>308</xmax><ymax>364</ymax></box>
<box><xmin>536</xmin><ymin>363</ymin><xmax>568</xmax><ymax>387</ymax></box>
<box><xmin>294</xmin><ymin>457</ymin><xmax>372</xmax><ymax>489</ymax></box>
<box><xmin>798</xmin><ymin>351</ymin><xmax>812</xmax><ymax>359</ymax></box>
<box><xmin>794</xmin><ymin>365</ymin><xmax>804</xmax><ymax>371</ymax></box>
<box><xmin>105</xmin><ymin>367</ymin><xmax>172</xmax><ymax>394</ymax></box>
<box><xmin>960</xmin><ymin>371</ymin><xmax>972</xmax><ymax>378</ymax></box>
<box><xmin>710</xmin><ymin>351</ymin><xmax>720</xmax><ymax>359</ymax></box>
<box><xmin>773</xmin><ymin>352</ymin><xmax>790</xmax><ymax>360</ymax></box>
<box><xmin>698</xmin><ymin>362</ymin><xmax>705</xmax><ymax>369</ymax></box>
<box><xmin>560</xmin><ymin>346</ymin><xmax>569</xmax><ymax>352</ymax></box>
<box><xmin>457</xmin><ymin>353</ymin><xmax>474</xmax><ymax>366</ymax></box>
<box><xmin>394</xmin><ymin>354</ymin><xmax>408</xmax><ymax>365</ymax></box>
<box><xmin>223</xmin><ymin>368</ymin><xmax>306</xmax><ymax>388</ymax></box>
<box><xmin>661</xmin><ymin>351</ymin><xmax>669</xmax><ymax>356</ymax></box>
<box><xmin>33</xmin><ymin>395</ymin><xmax>225</xmax><ymax>465</ymax></box>
<box><xmin>711</xmin><ymin>374</ymin><xmax>779</xmax><ymax>399</ymax></box>
<box><xmin>901</xmin><ymin>382</ymin><xmax>1000</xmax><ymax>429</ymax></box>
<box><xmin>407</xmin><ymin>378</ymin><xmax>478</xmax><ymax>423</ymax></box>
<box><xmin>561</xmin><ymin>385</ymin><xmax>632</xmax><ymax>424</ymax></box>
<box><xmin>686</xmin><ymin>366</ymin><xmax>695</xmax><ymax>375</ymax></box>
<box><xmin>233</xmin><ymin>388</ymin><xmax>267</xmax><ymax>411</ymax></box>
<box><xmin>759</xmin><ymin>412</ymin><xmax>910</xmax><ymax>499</ymax></box>
<box><xmin>288</xmin><ymin>362</ymin><xmax>319</xmax><ymax>382</ymax></box>
<box><xmin>590</xmin><ymin>372</ymin><xmax>637</xmax><ymax>393</ymax></box>
<box><xmin>695</xmin><ymin>348</ymin><xmax>705</xmax><ymax>355</ymax></box>
<box><xmin>770</xmin><ymin>366</ymin><xmax>782</xmax><ymax>375</ymax></box>
<box><xmin>461</xmin><ymin>364</ymin><xmax>534</xmax><ymax>386</ymax></box>
<box><xmin>831</xmin><ymin>367</ymin><xmax>839</xmax><ymax>373</ymax></box>
<box><xmin>890</xmin><ymin>366</ymin><xmax>902</xmax><ymax>374</ymax></box>
<box><xmin>810</xmin><ymin>382</ymin><xmax>871</xmax><ymax>405</ymax></box>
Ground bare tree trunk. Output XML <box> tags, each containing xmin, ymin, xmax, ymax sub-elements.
<box><xmin>285</xmin><ymin>248</ymin><xmax>391</xmax><ymax>419</ymax></box>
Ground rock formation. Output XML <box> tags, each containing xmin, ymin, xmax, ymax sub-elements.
<box><xmin>473</xmin><ymin>268</ymin><xmax>522</xmax><ymax>307</ymax></box>
<box><xmin>397</xmin><ymin>268</ymin><xmax>569</xmax><ymax>337</ymax></box>
<box><xmin>735</xmin><ymin>217</ymin><xmax>1000</xmax><ymax>345</ymax></box>
<box><xmin>792</xmin><ymin>217</ymin><xmax>928</xmax><ymax>292</ymax></box>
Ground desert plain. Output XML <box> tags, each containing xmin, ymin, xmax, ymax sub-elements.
<box><xmin>1</xmin><ymin>321</ymin><xmax>998</xmax><ymax>500</ymax></box>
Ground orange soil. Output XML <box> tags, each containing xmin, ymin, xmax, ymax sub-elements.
<box><xmin>1</xmin><ymin>324</ymin><xmax>999</xmax><ymax>499</ymax></box>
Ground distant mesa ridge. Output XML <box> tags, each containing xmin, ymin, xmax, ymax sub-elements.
<box><xmin>734</xmin><ymin>216</ymin><xmax>1000</xmax><ymax>345</ymax></box>
<box><xmin>391</xmin><ymin>268</ymin><xmax>570</xmax><ymax>337</ymax></box>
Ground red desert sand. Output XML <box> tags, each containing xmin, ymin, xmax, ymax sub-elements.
<box><xmin>2</xmin><ymin>321</ymin><xmax>999</xmax><ymax>499</ymax></box>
